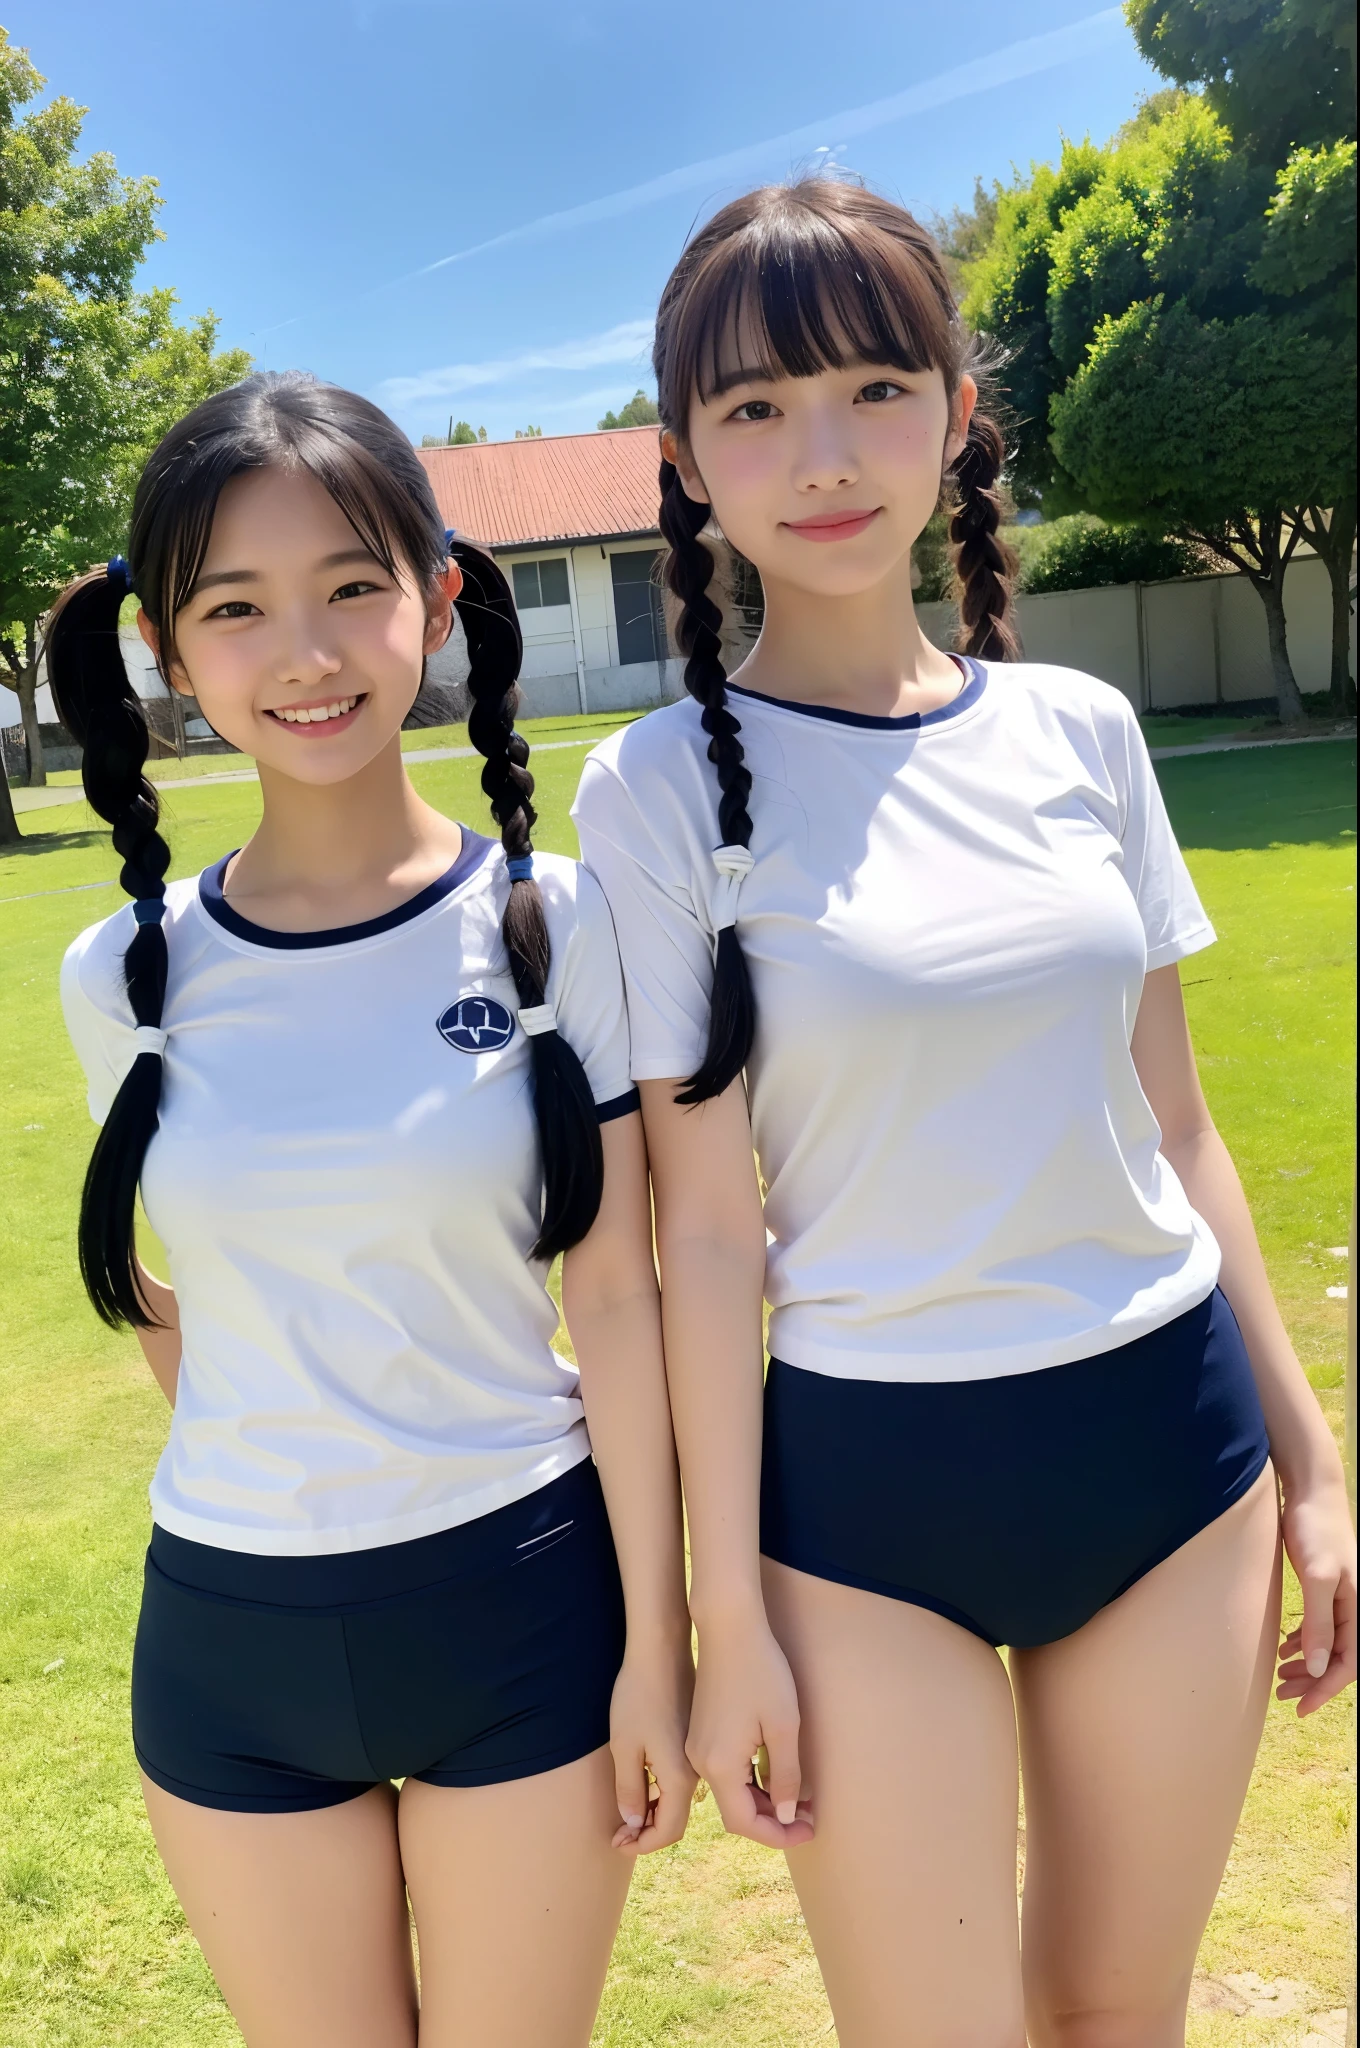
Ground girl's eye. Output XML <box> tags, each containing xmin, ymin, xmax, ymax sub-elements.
<box><xmin>857</xmin><ymin>380</ymin><xmax>906</xmax><ymax>404</ymax></box>
<box><xmin>206</xmin><ymin>601</ymin><xmax>260</xmax><ymax>620</ymax></box>
<box><xmin>331</xmin><ymin>580</ymin><xmax>381</xmax><ymax>602</ymax></box>
<box><xmin>729</xmin><ymin>399</ymin><xmax>780</xmax><ymax>422</ymax></box>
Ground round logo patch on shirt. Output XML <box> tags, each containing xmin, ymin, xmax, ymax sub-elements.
<box><xmin>437</xmin><ymin>995</ymin><xmax>515</xmax><ymax>1054</ymax></box>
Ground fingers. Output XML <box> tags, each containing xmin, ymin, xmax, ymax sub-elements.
<box><xmin>1276</xmin><ymin>1575</ymin><xmax>1357</xmax><ymax>1717</ymax></box>
<box><xmin>612</xmin><ymin>1744</ymin><xmax>650</xmax><ymax>1848</ymax></box>
<box><xmin>699</xmin><ymin>1740</ymin><xmax>815</xmax><ymax>1853</ymax></box>
<box><xmin>1298</xmin><ymin>1566</ymin><xmax>1340</xmax><ymax>1683</ymax></box>
<box><xmin>612</xmin><ymin>1738</ymin><xmax>698</xmax><ymax>1857</ymax></box>
<box><xmin>762</xmin><ymin>1721</ymin><xmax>805</xmax><ymax>1833</ymax></box>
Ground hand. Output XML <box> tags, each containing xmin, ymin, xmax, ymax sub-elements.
<box><xmin>686</xmin><ymin>1609</ymin><xmax>814</xmax><ymax>1851</ymax></box>
<box><xmin>610</xmin><ymin>1636</ymin><xmax>698</xmax><ymax>1856</ymax></box>
<box><xmin>1276</xmin><ymin>1475</ymin><xmax>1357</xmax><ymax>1716</ymax></box>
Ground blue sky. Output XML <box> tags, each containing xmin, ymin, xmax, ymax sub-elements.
<box><xmin>17</xmin><ymin>2</ymin><xmax>1160</xmax><ymax>444</ymax></box>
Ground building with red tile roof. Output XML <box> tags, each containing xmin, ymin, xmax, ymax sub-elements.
<box><xmin>415</xmin><ymin>425</ymin><xmax>679</xmax><ymax>720</ymax></box>
<box><xmin>416</xmin><ymin>423</ymin><xmax>662</xmax><ymax>551</ymax></box>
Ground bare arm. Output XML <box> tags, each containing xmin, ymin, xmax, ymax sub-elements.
<box><xmin>1133</xmin><ymin>964</ymin><xmax>1356</xmax><ymax>1712</ymax></box>
<box><xmin>133</xmin><ymin>1263</ymin><xmax>181</xmax><ymax>1406</ymax></box>
<box><xmin>639</xmin><ymin>1077</ymin><xmax>813</xmax><ymax>1848</ymax></box>
<box><xmin>561</xmin><ymin>1111</ymin><xmax>695</xmax><ymax>1852</ymax></box>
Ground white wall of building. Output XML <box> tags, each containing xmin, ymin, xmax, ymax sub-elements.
<box><xmin>426</xmin><ymin>539</ymin><xmax>686</xmax><ymax>718</ymax></box>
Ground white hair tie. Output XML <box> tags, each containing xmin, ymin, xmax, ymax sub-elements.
<box><xmin>711</xmin><ymin>844</ymin><xmax>754</xmax><ymax>935</ymax></box>
<box><xmin>518</xmin><ymin>1004</ymin><xmax>558</xmax><ymax>1038</ymax></box>
<box><xmin>133</xmin><ymin>1025</ymin><xmax>168</xmax><ymax>1057</ymax></box>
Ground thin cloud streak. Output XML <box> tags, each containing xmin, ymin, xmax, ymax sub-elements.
<box><xmin>415</xmin><ymin>10</ymin><xmax>1124</xmax><ymax>278</ymax></box>
<box><xmin>254</xmin><ymin>9</ymin><xmax>1123</xmax><ymax>338</ymax></box>
<box><xmin>378</xmin><ymin>320</ymin><xmax>654</xmax><ymax>408</ymax></box>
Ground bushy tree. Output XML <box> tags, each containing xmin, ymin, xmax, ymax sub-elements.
<box><xmin>964</xmin><ymin>92</ymin><xmax>1355</xmax><ymax>718</ymax></box>
<box><xmin>598</xmin><ymin>389</ymin><xmax>659</xmax><ymax>430</ymax></box>
<box><xmin>1019</xmin><ymin>515</ymin><xmax>1198</xmax><ymax>593</ymax></box>
<box><xmin>0</xmin><ymin>30</ymin><xmax>249</xmax><ymax>828</ymax></box>
<box><xmin>1126</xmin><ymin>0</ymin><xmax>1356</xmax><ymax>162</ymax></box>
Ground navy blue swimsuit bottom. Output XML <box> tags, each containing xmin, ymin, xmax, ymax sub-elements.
<box><xmin>132</xmin><ymin>1458</ymin><xmax>625</xmax><ymax>1813</ymax></box>
<box><xmin>760</xmin><ymin>1288</ymin><xmax>1271</xmax><ymax>1649</ymax></box>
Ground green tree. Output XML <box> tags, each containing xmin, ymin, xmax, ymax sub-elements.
<box><xmin>1125</xmin><ymin>0</ymin><xmax>1356</xmax><ymax>162</ymax></box>
<box><xmin>964</xmin><ymin>93</ymin><xmax>1355</xmax><ymax>718</ymax></box>
<box><xmin>514</xmin><ymin>424</ymin><xmax>543</xmax><ymax>439</ymax></box>
<box><xmin>598</xmin><ymin>389</ymin><xmax>659</xmax><ymax>430</ymax></box>
<box><xmin>0</xmin><ymin>31</ymin><xmax>249</xmax><ymax>831</ymax></box>
<box><xmin>1125</xmin><ymin>0</ymin><xmax>1357</xmax><ymax>700</ymax></box>
<box><xmin>931</xmin><ymin>178</ymin><xmax>1002</xmax><ymax>302</ymax></box>
<box><xmin>421</xmin><ymin>419</ymin><xmax>484</xmax><ymax>446</ymax></box>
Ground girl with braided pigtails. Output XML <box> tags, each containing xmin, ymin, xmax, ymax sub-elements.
<box><xmin>52</xmin><ymin>372</ymin><xmax>694</xmax><ymax>2048</ymax></box>
<box><xmin>573</xmin><ymin>180</ymin><xmax>1355</xmax><ymax>2044</ymax></box>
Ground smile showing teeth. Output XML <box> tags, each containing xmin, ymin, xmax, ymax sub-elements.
<box><xmin>272</xmin><ymin>695</ymin><xmax>361</xmax><ymax>724</ymax></box>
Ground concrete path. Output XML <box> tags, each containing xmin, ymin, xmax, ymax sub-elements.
<box><xmin>1146</xmin><ymin>726</ymin><xmax>1355</xmax><ymax>761</ymax></box>
<box><xmin>7</xmin><ymin>732</ymin><xmax>617</xmax><ymax>816</ymax></box>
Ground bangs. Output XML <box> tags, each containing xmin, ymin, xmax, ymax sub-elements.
<box><xmin>663</xmin><ymin>188</ymin><xmax>960</xmax><ymax>413</ymax></box>
<box><xmin>131</xmin><ymin>374</ymin><xmax>447</xmax><ymax>664</ymax></box>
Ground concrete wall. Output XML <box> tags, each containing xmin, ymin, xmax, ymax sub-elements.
<box><xmin>919</xmin><ymin>554</ymin><xmax>1348</xmax><ymax>714</ymax></box>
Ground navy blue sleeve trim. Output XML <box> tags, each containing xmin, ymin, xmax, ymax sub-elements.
<box><xmin>594</xmin><ymin>1088</ymin><xmax>640</xmax><ymax>1124</ymax></box>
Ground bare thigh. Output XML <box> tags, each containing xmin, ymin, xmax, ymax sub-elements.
<box><xmin>762</xmin><ymin>1559</ymin><xmax>1027</xmax><ymax>2048</ymax></box>
<box><xmin>141</xmin><ymin>1776</ymin><xmax>416</xmax><ymax>2048</ymax></box>
<box><xmin>398</xmin><ymin>1746</ymin><xmax>632</xmax><ymax>2048</ymax></box>
<box><xmin>1012</xmin><ymin>1464</ymin><xmax>1282</xmax><ymax>2048</ymax></box>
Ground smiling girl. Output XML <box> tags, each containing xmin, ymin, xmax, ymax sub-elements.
<box><xmin>49</xmin><ymin>373</ymin><xmax>693</xmax><ymax>2048</ymax></box>
<box><xmin>572</xmin><ymin>181</ymin><xmax>1356</xmax><ymax>2044</ymax></box>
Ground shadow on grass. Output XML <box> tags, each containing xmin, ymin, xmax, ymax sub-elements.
<box><xmin>1158</xmin><ymin>742</ymin><xmax>1357</xmax><ymax>853</ymax></box>
<box><xmin>4</xmin><ymin>826</ymin><xmax>106</xmax><ymax>856</ymax></box>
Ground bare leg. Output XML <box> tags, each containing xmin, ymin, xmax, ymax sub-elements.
<box><xmin>398</xmin><ymin>1747</ymin><xmax>632</xmax><ymax>2048</ymax></box>
<box><xmin>762</xmin><ymin>1560</ymin><xmax>1027</xmax><ymax>2048</ymax></box>
<box><xmin>1013</xmin><ymin>1465</ymin><xmax>1282</xmax><ymax>2048</ymax></box>
<box><xmin>141</xmin><ymin>1776</ymin><xmax>417</xmax><ymax>2048</ymax></box>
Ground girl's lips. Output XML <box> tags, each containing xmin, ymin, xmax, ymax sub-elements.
<box><xmin>264</xmin><ymin>694</ymin><xmax>367</xmax><ymax>736</ymax></box>
<box><xmin>781</xmin><ymin>509</ymin><xmax>882</xmax><ymax>542</ymax></box>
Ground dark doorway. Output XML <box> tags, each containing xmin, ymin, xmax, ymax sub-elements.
<box><xmin>611</xmin><ymin>551</ymin><xmax>668</xmax><ymax>667</ymax></box>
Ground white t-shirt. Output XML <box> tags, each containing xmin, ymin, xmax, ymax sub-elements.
<box><xmin>61</xmin><ymin>832</ymin><xmax>636</xmax><ymax>1554</ymax></box>
<box><xmin>573</xmin><ymin>660</ymin><xmax>1220</xmax><ymax>1383</ymax></box>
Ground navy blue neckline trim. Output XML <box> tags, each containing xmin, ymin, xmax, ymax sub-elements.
<box><xmin>199</xmin><ymin>829</ymin><xmax>495</xmax><ymax>950</ymax></box>
<box><xmin>726</xmin><ymin>656</ymin><xmax>985</xmax><ymax>731</ymax></box>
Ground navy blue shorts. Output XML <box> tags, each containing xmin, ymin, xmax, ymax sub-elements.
<box><xmin>132</xmin><ymin>1458</ymin><xmax>625</xmax><ymax>1813</ymax></box>
<box><xmin>760</xmin><ymin>1288</ymin><xmax>1271</xmax><ymax>1649</ymax></box>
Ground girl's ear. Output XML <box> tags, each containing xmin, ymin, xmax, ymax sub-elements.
<box><xmin>137</xmin><ymin>608</ymin><xmax>193</xmax><ymax>698</ymax></box>
<box><xmin>425</xmin><ymin>561</ymin><xmax>461</xmax><ymax>654</ymax></box>
<box><xmin>661</xmin><ymin>427</ymin><xmax>709</xmax><ymax>510</ymax></box>
<box><xmin>944</xmin><ymin>374</ymin><xmax>979</xmax><ymax>470</ymax></box>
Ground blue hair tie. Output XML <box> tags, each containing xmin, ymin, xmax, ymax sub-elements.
<box><xmin>445</xmin><ymin>528</ymin><xmax>459</xmax><ymax>549</ymax></box>
<box><xmin>506</xmin><ymin>855</ymin><xmax>534</xmax><ymax>882</ymax></box>
<box><xmin>132</xmin><ymin>899</ymin><xmax>166</xmax><ymax>926</ymax></box>
<box><xmin>107</xmin><ymin>556</ymin><xmax>136</xmax><ymax>598</ymax></box>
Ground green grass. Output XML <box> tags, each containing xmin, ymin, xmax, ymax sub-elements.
<box><xmin>0</xmin><ymin>735</ymin><xmax>1353</xmax><ymax>2044</ymax></box>
<box><xmin>21</xmin><ymin>708</ymin><xmax>643</xmax><ymax>792</ymax></box>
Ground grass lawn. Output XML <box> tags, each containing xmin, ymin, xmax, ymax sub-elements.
<box><xmin>19</xmin><ymin>709</ymin><xmax>644</xmax><ymax>795</ymax></box>
<box><xmin>0</xmin><ymin>722</ymin><xmax>1353</xmax><ymax>2045</ymax></box>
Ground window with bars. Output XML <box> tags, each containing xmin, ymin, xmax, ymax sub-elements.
<box><xmin>511</xmin><ymin>558</ymin><xmax>570</xmax><ymax>609</ymax></box>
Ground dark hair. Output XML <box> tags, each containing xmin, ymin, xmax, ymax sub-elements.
<box><xmin>654</xmin><ymin>178</ymin><xmax>1019</xmax><ymax>1103</ymax></box>
<box><xmin>47</xmin><ymin>371</ymin><xmax>603</xmax><ymax>1327</ymax></box>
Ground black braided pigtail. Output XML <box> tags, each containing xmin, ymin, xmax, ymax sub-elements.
<box><xmin>658</xmin><ymin>459</ymin><xmax>756</xmax><ymax>1106</ymax></box>
<box><xmin>448</xmin><ymin>538</ymin><xmax>604</xmax><ymax>1259</ymax></box>
<box><xmin>47</xmin><ymin>564</ymin><xmax>171</xmax><ymax>1328</ymax></box>
<box><xmin>948</xmin><ymin>409</ymin><xmax>1020</xmax><ymax>662</ymax></box>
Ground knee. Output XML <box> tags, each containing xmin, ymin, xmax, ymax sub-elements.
<box><xmin>1028</xmin><ymin>1996</ymin><xmax>1187</xmax><ymax>2048</ymax></box>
